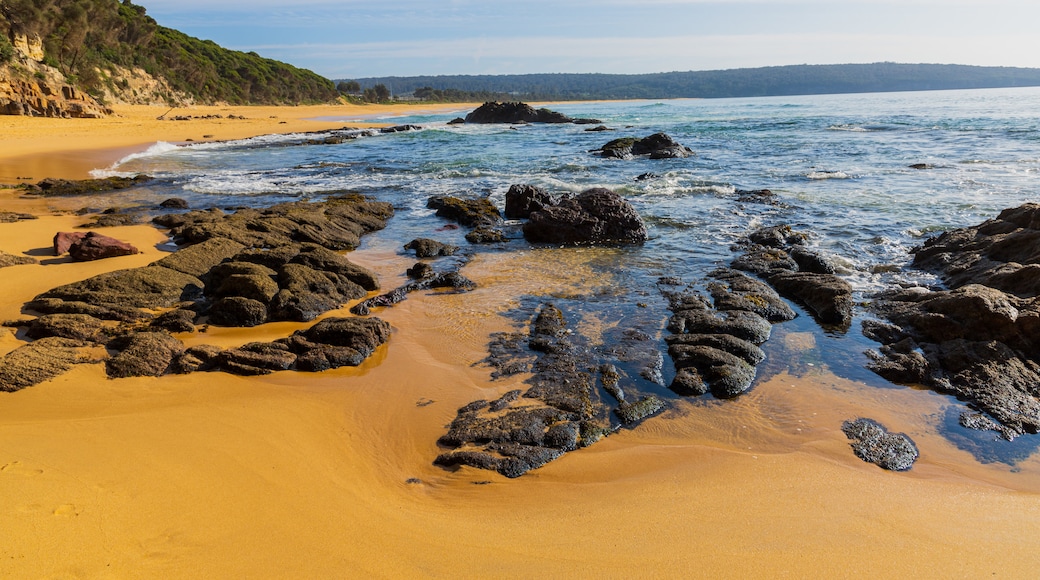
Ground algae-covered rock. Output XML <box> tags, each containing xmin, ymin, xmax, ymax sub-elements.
<box><xmin>0</xmin><ymin>337</ymin><xmax>95</xmax><ymax>392</ymax></box>
<box><xmin>841</xmin><ymin>418</ymin><xmax>919</xmax><ymax>471</ymax></box>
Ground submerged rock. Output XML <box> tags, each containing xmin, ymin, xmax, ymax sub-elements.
<box><xmin>596</xmin><ymin>133</ymin><xmax>693</xmax><ymax>159</ymax></box>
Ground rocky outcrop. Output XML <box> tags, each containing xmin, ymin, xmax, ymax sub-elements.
<box><xmin>504</xmin><ymin>184</ymin><xmax>554</xmax><ymax>219</ymax></box>
<box><xmin>24</xmin><ymin>175</ymin><xmax>154</xmax><ymax>197</ymax></box>
<box><xmin>733</xmin><ymin>224</ymin><xmax>852</xmax><ymax>329</ymax></box>
<box><xmin>595</xmin><ymin>133</ymin><xmax>693</xmax><ymax>159</ymax></box>
<box><xmin>522</xmin><ymin>187</ymin><xmax>648</xmax><ymax>245</ymax></box>
<box><xmin>841</xmin><ymin>418</ymin><xmax>918</xmax><ymax>471</ymax></box>
<box><xmin>866</xmin><ymin>204</ymin><xmax>1040</xmax><ymax>440</ymax></box>
<box><xmin>426</xmin><ymin>195</ymin><xmax>501</xmax><ymax>229</ymax></box>
<box><xmin>463</xmin><ymin>101</ymin><xmax>599</xmax><ymax>125</ymax></box>
<box><xmin>435</xmin><ymin>304</ymin><xmax>663</xmax><ymax>478</ymax></box>
<box><xmin>663</xmin><ymin>269</ymin><xmax>795</xmax><ymax>398</ymax></box>
<box><xmin>0</xmin><ymin>64</ymin><xmax>111</xmax><ymax>118</ymax></box>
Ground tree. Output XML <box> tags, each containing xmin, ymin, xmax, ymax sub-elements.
<box><xmin>337</xmin><ymin>80</ymin><xmax>360</xmax><ymax>93</ymax></box>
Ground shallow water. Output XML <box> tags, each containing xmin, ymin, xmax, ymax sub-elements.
<box><xmin>95</xmin><ymin>87</ymin><xmax>1040</xmax><ymax>470</ymax></box>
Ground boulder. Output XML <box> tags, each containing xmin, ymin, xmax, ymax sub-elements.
<box><xmin>463</xmin><ymin>101</ymin><xmax>592</xmax><ymax>124</ymax></box>
<box><xmin>523</xmin><ymin>188</ymin><xmax>647</xmax><ymax>245</ymax></box>
<box><xmin>504</xmin><ymin>184</ymin><xmax>553</xmax><ymax>219</ymax></box>
<box><xmin>25</xmin><ymin>313</ymin><xmax>106</xmax><ymax>343</ymax></box>
<box><xmin>426</xmin><ymin>195</ymin><xmax>501</xmax><ymax>228</ymax></box>
<box><xmin>67</xmin><ymin>231</ymin><xmax>140</xmax><ymax>261</ymax></box>
<box><xmin>596</xmin><ymin>133</ymin><xmax>692</xmax><ymax>159</ymax></box>
<box><xmin>403</xmin><ymin>238</ymin><xmax>458</xmax><ymax>258</ymax></box>
<box><xmin>767</xmin><ymin>271</ymin><xmax>853</xmax><ymax>327</ymax></box>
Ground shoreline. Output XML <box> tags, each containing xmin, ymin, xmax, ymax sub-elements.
<box><xmin>0</xmin><ymin>101</ymin><xmax>478</xmax><ymax>183</ymax></box>
<box><xmin>2</xmin><ymin>103</ymin><xmax>1040</xmax><ymax>576</ymax></box>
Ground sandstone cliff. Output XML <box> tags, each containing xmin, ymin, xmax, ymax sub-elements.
<box><xmin>0</xmin><ymin>32</ymin><xmax>110</xmax><ymax>118</ymax></box>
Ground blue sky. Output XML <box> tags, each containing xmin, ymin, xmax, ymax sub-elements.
<box><xmin>138</xmin><ymin>0</ymin><xmax>1040</xmax><ymax>80</ymax></box>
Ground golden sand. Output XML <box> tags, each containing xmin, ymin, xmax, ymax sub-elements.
<box><xmin>1</xmin><ymin>105</ymin><xmax>1039</xmax><ymax>578</ymax></box>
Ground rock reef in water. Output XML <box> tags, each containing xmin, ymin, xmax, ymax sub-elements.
<box><xmin>866</xmin><ymin>204</ymin><xmax>1040</xmax><ymax>440</ymax></box>
<box><xmin>435</xmin><ymin>304</ymin><xmax>664</xmax><ymax>478</ymax></box>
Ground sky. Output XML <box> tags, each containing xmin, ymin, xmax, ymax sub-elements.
<box><xmin>137</xmin><ymin>0</ymin><xmax>1040</xmax><ymax>80</ymax></box>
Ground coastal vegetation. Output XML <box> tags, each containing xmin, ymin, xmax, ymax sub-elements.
<box><xmin>351</xmin><ymin>63</ymin><xmax>1040</xmax><ymax>101</ymax></box>
<box><xmin>0</xmin><ymin>0</ymin><xmax>337</xmax><ymax>105</ymax></box>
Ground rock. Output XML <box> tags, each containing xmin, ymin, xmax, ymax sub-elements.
<box><xmin>379</xmin><ymin>124</ymin><xmax>422</xmax><ymax>133</ymax></box>
<box><xmin>465</xmin><ymin>227</ymin><xmax>505</xmax><ymax>244</ymax></box>
<box><xmin>37</xmin><ymin>265</ymin><xmax>204</xmax><ymax>309</ymax></box>
<box><xmin>404</xmin><ymin>238</ymin><xmax>458</xmax><ymax>258</ymax></box>
<box><xmin>426</xmin><ymin>196</ymin><xmax>502</xmax><ymax>228</ymax></box>
<box><xmin>523</xmin><ymin>187</ymin><xmax>647</xmax><ymax>245</ymax></box>
<box><xmin>596</xmin><ymin>133</ymin><xmax>692</xmax><ymax>159</ymax></box>
<box><xmin>171</xmin><ymin>345</ymin><xmax>223</xmax><ymax>374</ymax></box>
<box><xmin>217</xmin><ymin>342</ymin><xmax>297</xmax><ymax>376</ymax></box>
<box><xmin>26</xmin><ymin>175</ymin><xmax>152</xmax><ymax>196</ymax></box>
<box><xmin>0</xmin><ymin>251</ymin><xmax>36</xmax><ymax>268</ymax></box>
<box><xmin>406</xmin><ymin>262</ymin><xmax>434</xmax><ymax>279</ymax></box>
<box><xmin>767</xmin><ymin>271</ymin><xmax>853</xmax><ymax>327</ymax></box>
<box><xmin>667</xmin><ymin>309</ymin><xmax>772</xmax><ymax>345</ymax></box>
<box><xmin>209</xmin><ymin>296</ymin><xmax>268</xmax><ymax>327</ymax></box>
<box><xmin>707</xmin><ymin>268</ymin><xmax>797</xmax><ymax>323</ymax></box>
<box><xmin>67</xmin><ymin>231</ymin><xmax>140</xmax><ymax>261</ymax></box>
<box><xmin>790</xmin><ymin>246</ymin><xmax>836</xmax><ymax>274</ymax></box>
<box><xmin>615</xmin><ymin>396</ymin><xmax>667</xmax><ymax>425</ymax></box>
<box><xmin>270</xmin><ymin>263</ymin><xmax>362</xmax><ymax>322</ymax></box>
<box><xmin>80</xmin><ymin>212</ymin><xmax>143</xmax><ymax>228</ymax></box>
<box><xmin>53</xmin><ymin>231</ymin><xmax>86</xmax><ymax>255</ymax></box>
<box><xmin>504</xmin><ymin>184</ymin><xmax>553</xmax><ymax>219</ymax></box>
<box><xmin>154</xmin><ymin>237</ymin><xmax>247</xmax><ymax>278</ymax></box>
<box><xmin>463</xmin><ymin>101</ymin><xmax>594</xmax><ymax>124</ymax></box>
<box><xmin>841</xmin><ymin>418</ymin><xmax>919</xmax><ymax>471</ymax></box>
<box><xmin>25</xmin><ymin>313</ymin><xmax>106</xmax><ymax>343</ymax></box>
<box><xmin>435</xmin><ymin>304</ymin><xmax>620</xmax><ymax>477</ymax></box>
<box><xmin>293</xmin><ymin>316</ymin><xmax>392</xmax><ymax>359</ymax></box>
<box><xmin>447</xmin><ymin>117</ymin><xmax>466</xmax><ymax>125</ymax></box>
<box><xmin>160</xmin><ymin>198</ymin><xmax>190</xmax><ymax>209</ymax></box>
<box><xmin>0</xmin><ymin>337</ymin><xmax>95</xmax><ymax>392</ymax></box>
<box><xmin>151</xmin><ymin>309</ymin><xmax>197</xmax><ymax>333</ymax></box>
<box><xmin>105</xmin><ymin>331</ymin><xmax>185</xmax><ymax>378</ymax></box>
<box><xmin>732</xmin><ymin>245</ymin><xmax>798</xmax><ymax>275</ymax></box>
<box><xmin>749</xmin><ymin>224</ymin><xmax>807</xmax><ymax>248</ymax></box>
<box><xmin>0</xmin><ymin>212</ymin><xmax>37</xmax><ymax>223</ymax></box>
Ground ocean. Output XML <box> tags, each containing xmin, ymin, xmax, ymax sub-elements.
<box><xmin>97</xmin><ymin>86</ymin><xmax>1040</xmax><ymax>464</ymax></box>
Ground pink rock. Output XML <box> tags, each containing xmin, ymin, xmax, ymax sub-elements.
<box><xmin>67</xmin><ymin>231</ymin><xmax>140</xmax><ymax>262</ymax></box>
<box><xmin>53</xmin><ymin>231</ymin><xmax>87</xmax><ymax>255</ymax></box>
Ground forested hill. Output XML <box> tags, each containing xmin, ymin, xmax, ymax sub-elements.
<box><xmin>352</xmin><ymin>63</ymin><xmax>1040</xmax><ymax>101</ymax></box>
<box><xmin>0</xmin><ymin>0</ymin><xmax>337</xmax><ymax>106</ymax></box>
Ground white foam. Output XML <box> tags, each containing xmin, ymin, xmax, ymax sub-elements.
<box><xmin>90</xmin><ymin>141</ymin><xmax>182</xmax><ymax>177</ymax></box>
<box><xmin>806</xmin><ymin>170</ymin><xmax>850</xmax><ymax>180</ymax></box>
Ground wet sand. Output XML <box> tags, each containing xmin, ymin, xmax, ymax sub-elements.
<box><xmin>2</xmin><ymin>108</ymin><xmax>1040</xmax><ymax>577</ymax></box>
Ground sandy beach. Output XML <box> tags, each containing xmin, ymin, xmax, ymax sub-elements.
<box><xmin>2</xmin><ymin>103</ymin><xmax>1040</xmax><ymax>578</ymax></box>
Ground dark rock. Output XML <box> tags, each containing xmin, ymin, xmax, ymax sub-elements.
<box><xmin>615</xmin><ymin>396</ymin><xmax>666</xmax><ymax>425</ymax></box>
<box><xmin>447</xmin><ymin>117</ymin><xmax>466</xmax><ymax>125</ymax></box>
<box><xmin>464</xmin><ymin>101</ymin><xmax>577</xmax><ymax>124</ymax></box>
<box><xmin>218</xmin><ymin>342</ymin><xmax>297</xmax><ymax>375</ymax></box>
<box><xmin>670</xmin><ymin>367</ymin><xmax>708</xmax><ymax>396</ymax></box>
<box><xmin>350</xmin><ymin>272</ymin><xmax>475</xmax><ymax>315</ymax></box>
<box><xmin>667</xmin><ymin>333</ymin><xmax>766</xmax><ymax>367</ymax></box>
<box><xmin>767</xmin><ymin>271</ymin><xmax>853</xmax><ymax>327</ymax></box>
<box><xmin>160</xmin><ymin>198</ymin><xmax>189</xmax><ymax>209</ymax></box>
<box><xmin>667</xmin><ymin>309</ymin><xmax>772</xmax><ymax>345</ymax></box>
<box><xmin>269</xmin><ymin>263</ymin><xmax>365</xmax><ymax>322</ymax></box>
<box><xmin>523</xmin><ymin>187</ymin><xmax>647</xmax><ymax>245</ymax></box>
<box><xmin>504</xmin><ymin>184</ymin><xmax>553</xmax><ymax>219</ymax></box>
<box><xmin>404</xmin><ymin>238</ymin><xmax>458</xmax><ymax>258</ymax></box>
<box><xmin>0</xmin><ymin>212</ymin><xmax>37</xmax><ymax>223</ymax></box>
<box><xmin>707</xmin><ymin>268</ymin><xmax>797</xmax><ymax>322</ymax></box>
<box><xmin>635</xmin><ymin>172</ymin><xmax>658</xmax><ymax>181</ymax></box>
<box><xmin>171</xmin><ymin>345</ymin><xmax>223</xmax><ymax>374</ymax></box>
<box><xmin>207</xmin><ymin>261</ymin><xmax>280</xmax><ymax>302</ymax></box>
<box><xmin>406</xmin><ymin>262</ymin><xmax>434</xmax><ymax>279</ymax></box>
<box><xmin>597</xmin><ymin>133</ymin><xmax>692</xmax><ymax>159</ymax></box>
<box><xmin>26</xmin><ymin>297</ymin><xmax>151</xmax><ymax>323</ymax></box>
<box><xmin>295</xmin><ymin>316</ymin><xmax>391</xmax><ymax>358</ymax></box>
<box><xmin>841</xmin><ymin>418</ymin><xmax>919</xmax><ymax>471</ymax></box>
<box><xmin>28</xmin><ymin>175</ymin><xmax>153</xmax><ymax>196</ymax></box>
<box><xmin>37</xmin><ymin>265</ymin><xmax>204</xmax><ymax>309</ymax></box>
<box><xmin>154</xmin><ymin>237</ymin><xmax>247</xmax><ymax>278</ymax></box>
<box><xmin>584</xmin><ymin>125</ymin><xmax>612</xmax><ymax>132</ymax></box>
<box><xmin>426</xmin><ymin>195</ymin><xmax>502</xmax><ymax>228</ymax></box>
<box><xmin>749</xmin><ymin>224</ymin><xmax>807</xmax><ymax>248</ymax></box>
<box><xmin>209</xmin><ymin>296</ymin><xmax>269</xmax><ymax>327</ymax></box>
<box><xmin>379</xmin><ymin>124</ymin><xmax>422</xmax><ymax>133</ymax></box>
<box><xmin>731</xmin><ymin>245</ymin><xmax>798</xmax><ymax>275</ymax></box>
<box><xmin>25</xmin><ymin>313</ymin><xmax>106</xmax><ymax>343</ymax></box>
<box><xmin>465</xmin><ymin>227</ymin><xmax>505</xmax><ymax>244</ymax></box>
<box><xmin>106</xmin><ymin>331</ymin><xmax>184</xmax><ymax>378</ymax></box>
<box><xmin>0</xmin><ymin>337</ymin><xmax>95</xmax><ymax>392</ymax></box>
<box><xmin>151</xmin><ymin>309</ymin><xmax>197</xmax><ymax>333</ymax></box>
<box><xmin>80</xmin><ymin>213</ymin><xmax>142</xmax><ymax>228</ymax></box>
<box><xmin>434</xmin><ymin>444</ymin><xmax>565</xmax><ymax>479</ymax></box>
<box><xmin>67</xmin><ymin>231</ymin><xmax>140</xmax><ymax>261</ymax></box>
<box><xmin>790</xmin><ymin>247</ymin><xmax>836</xmax><ymax>274</ymax></box>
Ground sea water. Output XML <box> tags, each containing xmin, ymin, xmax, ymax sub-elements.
<box><xmin>97</xmin><ymin>86</ymin><xmax>1040</xmax><ymax>464</ymax></box>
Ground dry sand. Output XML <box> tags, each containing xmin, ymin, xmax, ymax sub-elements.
<box><xmin>1</xmin><ymin>105</ymin><xmax>1040</xmax><ymax>578</ymax></box>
